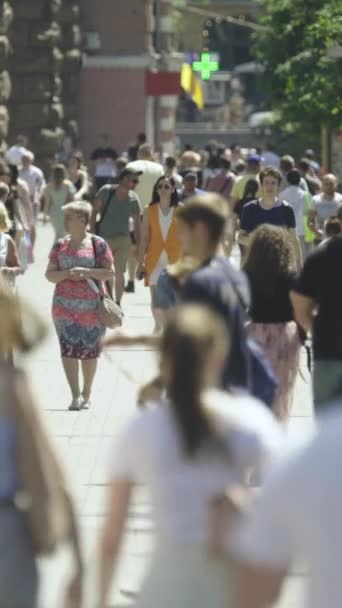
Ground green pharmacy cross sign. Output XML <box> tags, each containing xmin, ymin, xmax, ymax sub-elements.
<box><xmin>192</xmin><ymin>53</ymin><xmax>219</xmax><ymax>80</ymax></box>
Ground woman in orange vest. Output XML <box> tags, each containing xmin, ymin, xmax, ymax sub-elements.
<box><xmin>137</xmin><ymin>176</ymin><xmax>182</xmax><ymax>331</ymax></box>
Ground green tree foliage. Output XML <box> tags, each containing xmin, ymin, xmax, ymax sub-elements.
<box><xmin>253</xmin><ymin>0</ymin><xmax>342</xmax><ymax>135</ymax></box>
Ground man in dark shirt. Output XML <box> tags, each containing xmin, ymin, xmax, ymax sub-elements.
<box><xmin>238</xmin><ymin>166</ymin><xmax>302</xmax><ymax>269</ymax></box>
<box><xmin>291</xmin><ymin>238</ymin><xmax>342</xmax><ymax>411</ymax></box>
<box><xmin>177</xmin><ymin>194</ymin><xmax>250</xmax><ymax>389</ymax></box>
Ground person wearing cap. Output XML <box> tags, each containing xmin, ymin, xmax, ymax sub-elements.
<box><xmin>92</xmin><ymin>168</ymin><xmax>142</xmax><ymax>305</ymax></box>
<box><xmin>231</xmin><ymin>154</ymin><xmax>262</xmax><ymax>208</ymax></box>
<box><xmin>179</xmin><ymin>172</ymin><xmax>206</xmax><ymax>202</ymax></box>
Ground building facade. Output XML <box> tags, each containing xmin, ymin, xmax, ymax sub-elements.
<box><xmin>80</xmin><ymin>0</ymin><xmax>181</xmax><ymax>158</ymax></box>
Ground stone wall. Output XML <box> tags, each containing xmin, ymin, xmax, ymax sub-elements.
<box><xmin>5</xmin><ymin>0</ymin><xmax>81</xmax><ymax>171</ymax></box>
<box><xmin>0</xmin><ymin>1</ymin><xmax>13</xmax><ymax>156</ymax></box>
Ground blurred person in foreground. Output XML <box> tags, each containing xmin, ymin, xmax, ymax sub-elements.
<box><xmin>106</xmin><ymin>194</ymin><xmax>277</xmax><ymax>408</ymax></box>
<box><xmin>0</xmin><ymin>200</ymin><xmax>21</xmax><ymax>287</ymax></box>
<box><xmin>0</xmin><ymin>277</ymin><xmax>83</xmax><ymax>608</ymax></box>
<box><xmin>290</xmin><ymin>225</ymin><xmax>342</xmax><ymax>411</ymax></box>
<box><xmin>97</xmin><ymin>305</ymin><xmax>282</xmax><ymax>608</ymax></box>
<box><xmin>235</xmin><ymin>406</ymin><xmax>342</xmax><ymax>608</ymax></box>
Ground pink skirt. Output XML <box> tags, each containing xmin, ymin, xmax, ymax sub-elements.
<box><xmin>248</xmin><ymin>321</ymin><xmax>300</xmax><ymax>422</ymax></box>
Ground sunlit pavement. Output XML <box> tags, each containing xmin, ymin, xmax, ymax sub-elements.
<box><xmin>17</xmin><ymin>224</ymin><xmax>313</xmax><ymax>607</ymax></box>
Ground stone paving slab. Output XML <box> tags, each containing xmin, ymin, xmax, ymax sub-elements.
<box><xmin>16</xmin><ymin>225</ymin><xmax>312</xmax><ymax>608</ymax></box>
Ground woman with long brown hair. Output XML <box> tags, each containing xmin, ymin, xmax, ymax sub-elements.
<box><xmin>0</xmin><ymin>277</ymin><xmax>83</xmax><ymax>608</ymax></box>
<box><xmin>243</xmin><ymin>224</ymin><xmax>300</xmax><ymax>422</ymax></box>
<box><xmin>97</xmin><ymin>305</ymin><xmax>281</xmax><ymax>608</ymax></box>
<box><xmin>137</xmin><ymin>175</ymin><xmax>182</xmax><ymax>331</ymax></box>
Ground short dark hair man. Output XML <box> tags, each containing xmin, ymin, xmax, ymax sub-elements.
<box><xmin>92</xmin><ymin>168</ymin><xmax>142</xmax><ymax>305</ymax></box>
<box><xmin>238</xmin><ymin>167</ymin><xmax>302</xmax><ymax>269</ymax></box>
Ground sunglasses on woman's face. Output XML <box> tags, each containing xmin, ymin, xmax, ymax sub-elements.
<box><xmin>158</xmin><ymin>183</ymin><xmax>171</xmax><ymax>190</ymax></box>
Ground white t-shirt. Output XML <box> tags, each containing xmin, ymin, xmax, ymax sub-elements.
<box><xmin>110</xmin><ymin>390</ymin><xmax>282</xmax><ymax>545</ymax></box>
<box><xmin>127</xmin><ymin>160</ymin><xmax>164</xmax><ymax>210</ymax></box>
<box><xmin>234</xmin><ymin>408</ymin><xmax>342</xmax><ymax>608</ymax></box>
<box><xmin>19</xmin><ymin>165</ymin><xmax>46</xmax><ymax>204</ymax></box>
<box><xmin>5</xmin><ymin>145</ymin><xmax>28</xmax><ymax>167</ymax></box>
<box><xmin>280</xmin><ymin>185</ymin><xmax>311</xmax><ymax>236</ymax></box>
<box><xmin>312</xmin><ymin>193</ymin><xmax>342</xmax><ymax>228</ymax></box>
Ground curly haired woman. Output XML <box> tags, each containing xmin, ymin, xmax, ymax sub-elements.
<box><xmin>243</xmin><ymin>224</ymin><xmax>300</xmax><ymax>423</ymax></box>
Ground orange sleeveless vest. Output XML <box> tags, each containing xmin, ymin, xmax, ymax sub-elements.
<box><xmin>145</xmin><ymin>204</ymin><xmax>181</xmax><ymax>285</ymax></box>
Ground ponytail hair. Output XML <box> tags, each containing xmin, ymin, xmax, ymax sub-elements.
<box><xmin>160</xmin><ymin>306</ymin><xmax>230</xmax><ymax>457</ymax></box>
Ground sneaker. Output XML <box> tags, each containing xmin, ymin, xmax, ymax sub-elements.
<box><xmin>124</xmin><ymin>281</ymin><xmax>135</xmax><ymax>293</ymax></box>
<box><xmin>68</xmin><ymin>397</ymin><xmax>83</xmax><ymax>411</ymax></box>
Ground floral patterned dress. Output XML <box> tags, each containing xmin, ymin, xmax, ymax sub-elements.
<box><xmin>49</xmin><ymin>235</ymin><xmax>113</xmax><ymax>359</ymax></box>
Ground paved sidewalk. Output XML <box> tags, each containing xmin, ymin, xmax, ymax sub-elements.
<box><xmin>17</xmin><ymin>225</ymin><xmax>313</xmax><ymax>608</ymax></box>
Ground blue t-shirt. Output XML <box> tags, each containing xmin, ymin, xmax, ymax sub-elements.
<box><xmin>240</xmin><ymin>199</ymin><xmax>296</xmax><ymax>233</ymax></box>
<box><xmin>181</xmin><ymin>257</ymin><xmax>250</xmax><ymax>389</ymax></box>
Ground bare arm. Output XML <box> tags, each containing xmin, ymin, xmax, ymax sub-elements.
<box><xmin>18</xmin><ymin>182</ymin><xmax>34</xmax><ymax>227</ymax></box>
<box><xmin>288</xmin><ymin>228</ymin><xmax>302</xmax><ymax>271</ymax></box>
<box><xmin>45</xmin><ymin>261</ymin><xmax>71</xmax><ymax>284</ymax></box>
<box><xmin>132</xmin><ymin>211</ymin><xmax>141</xmax><ymax>251</ymax></box>
<box><xmin>307</xmin><ymin>209</ymin><xmax>321</xmax><ymax>238</ymax></box>
<box><xmin>238</xmin><ymin>229</ymin><xmax>250</xmax><ymax>247</ymax></box>
<box><xmin>90</xmin><ymin>197</ymin><xmax>102</xmax><ymax>233</ymax></box>
<box><xmin>103</xmin><ymin>328</ymin><xmax>160</xmax><ymax>348</ymax></box>
<box><xmin>290</xmin><ymin>290</ymin><xmax>316</xmax><ymax>333</ymax></box>
<box><xmin>42</xmin><ymin>186</ymin><xmax>51</xmax><ymax>217</ymax></box>
<box><xmin>137</xmin><ymin>207</ymin><xmax>150</xmax><ymax>268</ymax></box>
<box><xmin>1</xmin><ymin>237</ymin><xmax>21</xmax><ymax>276</ymax></box>
<box><xmin>97</xmin><ymin>480</ymin><xmax>132</xmax><ymax>608</ymax></box>
<box><xmin>74</xmin><ymin>171</ymin><xmax>89</xmax><ymax>200</ymax></box>
<box><xmin>237</xmin><ymin>562</ymin><xmax>287</xmax><ymax>608</ymax></box>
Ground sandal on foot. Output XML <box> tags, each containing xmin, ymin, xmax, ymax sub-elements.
<box><xmin>68</xmin><ymin>397</ymin><xmax>83</xmax><ymax>411</ymax></box>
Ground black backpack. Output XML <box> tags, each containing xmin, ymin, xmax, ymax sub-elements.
<box><xmin>212</xmin><ymin>258</ymin><xmax>278</xmax><ymax>408</ymax></box>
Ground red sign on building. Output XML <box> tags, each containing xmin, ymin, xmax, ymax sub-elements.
<box><xmin>145</xmin><ymin>71</ymin><xmax>181</xmax><ymax>96</ymax></box>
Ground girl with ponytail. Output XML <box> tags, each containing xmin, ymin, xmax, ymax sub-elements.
<box><xmin>97</xmin><ymin>305</ymin><xmax>282</xmax><ymax>608</ymax></box>
<box><xmin>0</xmin><ymin>277</ymin><xmax>83</xmax><ymax>607</ymax></box>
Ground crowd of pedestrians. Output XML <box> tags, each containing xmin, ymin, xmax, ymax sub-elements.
<box><xmin>1</xmin><ymin>133</ymin><xmax>342</xmax><ymax>608</ymax></box>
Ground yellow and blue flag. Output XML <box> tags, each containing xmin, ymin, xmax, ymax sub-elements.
<box><xmin>180</xmin><ymin>56</ymin><xmax>204</xmax><ymax>111</ymax></box>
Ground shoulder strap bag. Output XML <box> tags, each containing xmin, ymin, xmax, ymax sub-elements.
<box><xmin>90</xmin><ymin>237</ymin><xmax>123</xmax><ymax>329</ymax></box>
<box><xmin>95</xmin><ymin>186</ymin><xmax>116</xmax><ymax>236</ymax></box>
